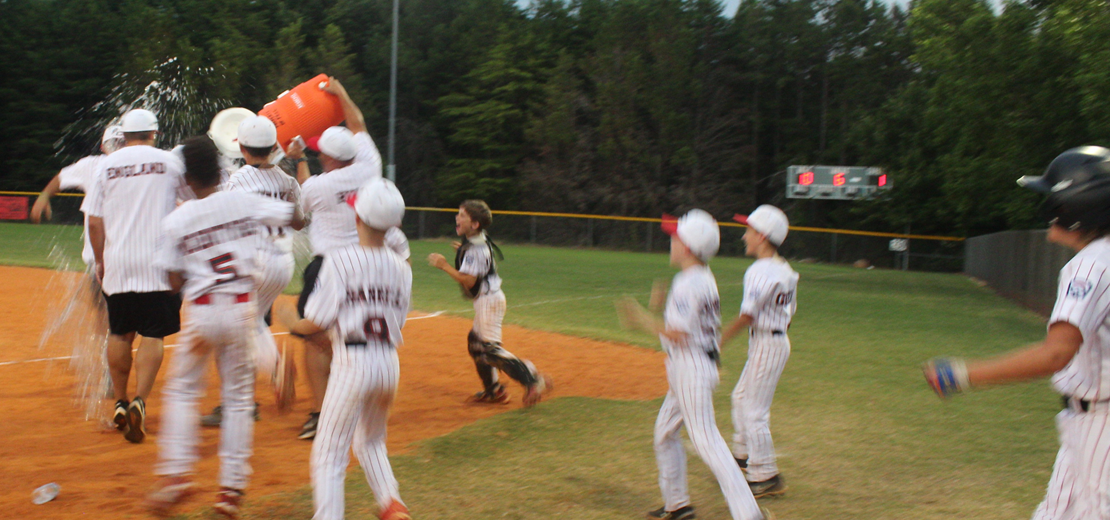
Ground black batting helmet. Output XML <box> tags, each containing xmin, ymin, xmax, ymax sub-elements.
<box><xmin>1018</xmin><ymin>146</ymin><xmax>1110</xmax><ymax>231</ymax></box>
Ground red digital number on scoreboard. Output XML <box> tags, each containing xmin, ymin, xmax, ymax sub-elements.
<box><xmin>878</xmin><ymin>174</ymin><xmax>887</xmax><ymax>187</ymax></box>
<box><xmin>798</xmin><ymin>171</ymin><xmax>814</xmax><ymax>186</ymax></box>
<box><xmin>833</xmin><ymin>172</ymin><xmax>846</xmax><ymax>186</ymax></box>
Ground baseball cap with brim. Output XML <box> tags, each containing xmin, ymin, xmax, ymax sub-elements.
<box><xmin>101</xmin><ymin>125</ymin><xmax>124</xmax><ymax>143</ymax></box>
<box><xmin>662</xmin><ymin>209</ymin><xmax>720</xmax><ymax>262</ymax></box>
<box><xmin>120</xmin><ymin>109</ymin><xmax>159</xmax><ymax>132</ymax></box>
<box><xmin>734</xmin><ymin>204</ymin><xmax>789</xmax><ymax>247</ymax></box>
<box><xmin>305</xmin><ymin>135</ymin><xmax>321</xmax><ymax>153</ymax></box>
<box><xmin>237</xmin><ymin>115</ymin><xmax>278</xmax><ymax>148</ymax></box>
<box><xmin>318</xmin><ymin>127</ymin><xmax>357</xmax><ymax>161</ymax></box>
<box><xmin>347</xmin><ymin>178</ymin><xmax>405</xmax><ymax>230</ymax></box>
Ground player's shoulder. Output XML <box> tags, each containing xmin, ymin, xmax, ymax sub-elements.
<box><xmin>1065</xmin><ymin>238</ymin><xmax>1110</xmax><ymax>278</ymax></box>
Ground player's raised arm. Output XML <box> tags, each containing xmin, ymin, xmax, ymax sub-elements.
<box><xmin>427</xmin><ymin>252</ymin><xmax>478</xmax><ymax>290</ymax></box>
<box><xmin>321</xmin><ymin>77</ymin><xmax>365</xmax><ymax>135</ymax></box>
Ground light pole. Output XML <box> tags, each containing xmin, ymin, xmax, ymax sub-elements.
<box><xmin>386</xmin><ymin>0</ymin><xmax>399</xmax><ymax>182</ymax></box>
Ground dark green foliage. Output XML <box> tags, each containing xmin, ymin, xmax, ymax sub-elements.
<box><xmin>3</xmin><ymin>0</ymin><xmax>1109</xmax><ymax>236</ymax></box>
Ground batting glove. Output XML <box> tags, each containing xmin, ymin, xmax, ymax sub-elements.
<box><xmin>923</xmin><ymin>357</ymin><xmax>970</xmax><ymax>397</ymax></box>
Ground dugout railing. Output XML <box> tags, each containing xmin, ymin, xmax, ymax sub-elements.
<box><xmin>0</xmin><ymin>191</ymin><xmax>966</xmax><ymax>272</ymax></box>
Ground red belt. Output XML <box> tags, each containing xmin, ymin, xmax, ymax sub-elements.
<box><xmin>194</xmin><ymin>293</ymin><xmax>250</xmax><ymax>305</ymax></box>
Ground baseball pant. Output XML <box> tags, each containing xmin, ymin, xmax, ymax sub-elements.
<box><xmin>655</xmin><ymin>346</ymin><xmax>763</xmax><ymax>520</ymax></box>
<box><xmin>1031</xmin><ymin>402</ymin><xmax>1110</xmax><ymax>520</ymax></box>
<box><xmin>732</xmin><ymin>332</ymin><xmax>790</xmax><ymax>481</ymax></box>
<box><xmin>155</xmin><ymin>294</ymin><xmax>256</xmax><ymax>490</ymax></box>
<box><xmin>469</xmin><ymin>291</ymin><xmax>538</xmax><ymax>390</ymax></box>
<box><xmin>312</xmin><ymin>342</ymin><xmax>404</xmax><ymax>520</ymax></box>
<box><xmin>252</xmin><ymin>249</ymin><xmax>294</xmax><ymax>378</ymax></box>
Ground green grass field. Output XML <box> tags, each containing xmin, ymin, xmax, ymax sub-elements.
<box><xmin>0</xmin><ymin>222</ymin><xmax>1060</xmax><ymax>519</ymax></box>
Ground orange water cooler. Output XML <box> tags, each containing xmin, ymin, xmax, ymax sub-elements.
<box><xmin>259</xmin><ymin>74</ymin><xmax>344</xmax><ymax>149</ymax></box>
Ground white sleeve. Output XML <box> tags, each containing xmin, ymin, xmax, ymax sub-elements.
<box><xmin>244</xmin><ymin>193</ymin><xmax>296</xmax><ymax>228</ymax></box>
<box><xmin>458</xmin><ymin>246</ymin><xmax>489</xmax><ymax>277</ymax></box>
<box><xmin>58</xmin><ymin>157</ymin><xmax>94</xmax><ymax>191</ymax></box>
<box><xmin>386</xmin><ymin>228</ymin><xmax>410</xmax><ymax>261</ymax></box>
<box><xmin>300</xmin><ymin>180</ymin><xmax>319</xmax><ymax>214</ymax></box>
<box><xmin>739</xmin><ymin>269</ymin><xmax>775</xmax><ymax>318</ymax></box>
<box><xmin>352</xmin><ymin>132</ymin><xmax>383</xmax><ymax>177</ymax></box>
<box><xmin>82</xmin><ymin>167</ymin><xmax>106</xmax><ymax>217</ymax></box>
<box><xmin>154</xmin><ymin>214</ymin><xmax>185</xmax><ymax>273</ymax></box>
<box><xmin>304</xmin><ymin>256</ymin><xmax>341</xmax><ymax>329</ymax></box>
<box><xmin>1049</xmin><ymin>260</ymin><xmax>1110</xmax><ymax>339</ymax></box>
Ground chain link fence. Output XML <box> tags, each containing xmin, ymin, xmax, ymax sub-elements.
<box><xmin>402</xmin><ymin>208</ymin><xmax>965</xmax><ymax>272</ymax></box>
<box><xmin>964</xmin><ymin>230</ymin><xmax>1073</xmax><ymax>315</ymax></box>
<box><xmin>2</xmin><ymin>194</ymin><xmax>966</xmax><ymax>272</ymax></box>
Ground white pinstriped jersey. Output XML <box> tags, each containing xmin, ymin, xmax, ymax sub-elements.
<box><xmin>225</xmin><ymin>164</ymin><xmax>301</xmax><ymax>254</ymax></box>
<box><xmin>1049</xmin><ymin>237</ymin><xmax>1110</xmax><ymax>401</ymax></box>
<box><xmin>740</xmin><ymin>258</ymin><xmax>799</xmax><ymax>332</ymax></box>
<box><xmin>385</xmin><ymin>228</ymin><xmax>410</xmax><ymax>261</ymax></box>
<box><xmin>155</xmin><ymin>191</ymin><xmax>294</xmax><ymax>302</ymax></box>
<box><xmin>662</xmin><ymin>265</ymin><xmax>721</xmax><ymax>355</ymax></box>
<box><xmin>304</xmin><ymin>245</ymin><xmax>411</xmax><ymax>351</ymax></box>
<box><xmin>60</xmin><ymin>155</ymin><xmax>105</xmax><ymax>265</ymax></box>
<box><xmin>83</xmin><ymin>145</ymin><xmax>186</xmax><ymax>295</ymax></box>
<box><xmin>458</xmin><ymin>232</ymin><xmax>501</xmax><ymax>295</ymax></box>
<box><xmin>301</xmin><ymin>132</ymin><xmax>382</xmax><ymax>257</ymax></box>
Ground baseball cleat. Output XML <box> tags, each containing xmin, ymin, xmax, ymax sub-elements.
<box><xmin>749</xmin><ymin>474</ymin><xmax>787</xmax><ymax>498</ymax></box>
<box><xmin>466</xmin><ymin>384</ymin><xmax>510</xmax><ymax>405</ymax></box>
<box><xmin>299</xmin><ymin>412</ymin><xmax>320</xmax><ymax>440</ymax></box>
<box><xmin>736</xmin><ymin>456</ymin><xmax>749</xmax><ymax>474</ymax></box>
<box><xmin>144</xmin><ymin>475</ymin><xmax>194</xmax><ymax>517</ymax></box>
<box><xmin>113</xmin><ymin>399</ymin><xmax>129</xmax><ymax>431</ymax></box>
<box><xmin>759</xmin><ymin>506</ymin><xmax>776</xmax><ymax>520</ymax></box>
<box><xmin>124</xmin><ymin>396</ymin><xmax>146</xmax><ymax>443</ymax></box>
<box><xmin>213</xmin><ymin>488</ymin><xmax>244</xmax><ymax>518</ymax></box>
<box><xmin>646</xmin><ymin>505</ymin><xmax>696</xmax><ymax>520</ymax></box>
<box><xmin>201</xmin><ymin>403</ymin><xmax>262</xmax><ymax>427</ymax></box>
<box><xmin>379</xmin><ymin>499</ymin><xmax>412</xmax><ymax>520</ymax></box>
<box><xmin>523</xmin><ymin>374</ymin><xmax>553</xmax><ymax>407</ymax></box>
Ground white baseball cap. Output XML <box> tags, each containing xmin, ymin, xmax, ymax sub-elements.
<box><xmin>237</xmin><ymin>116</ymin><xmax>278</xmax><ymax>148</ymax></box>
<box><xmin>318</xmin><ymin>126</ymin><xmax>357</xmax><ymax>161</ymax></box>
<box><xmin>662</xmin><ymin>209</ymin><xmax>720</xmax><ymax>262</ymax></box>
<box><xmin>346</xmin><ymin>178</ymin><xmax>405</xmax><ymax>230</ymax></box>
<box><xmin>120</xmin><ymin>109</ymin><xmax>158</xmax><ymax>132</ymax></box>
<box><xmin>734</xmin><ymin>204</ymin><xmax>789</xmax><ymax>246</ymax></box>
<box><xmin>101</xmin><ymin>125</ymin><xmax>124</xmax><ymax>143</ymax></box>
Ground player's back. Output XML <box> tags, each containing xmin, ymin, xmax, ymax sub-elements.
<box><xmin>226</xmin><ymin>165</ymin><xmax>301</xmax><ymax>253</ymax></box>
<box><xmin>742</xmin><ymin>258</ymin><xmax>799</xmax><ymax>332</ymax></box>
<box><xmin>663</xmin><ymin>265</ymin><xmax>721</xmax><ymax>354</ymax></box>
<box><xmin>307</xmin><ymin>245</ymin><xmax>412</xmax><ymax>361</ymax></box>
<box><xmin>89</xmin><ymin>145</ymin><xmax>185</xmax><ymax>293</ymax></box>
<box><xmin>160</xmin><ymin>191</ymin><xmax>290</xmax><ymax>302</ymax></box>
<box><xmin>301</xmin><ymin>133</ymin><xmax>381</xmax><ymax>257</ymax></box>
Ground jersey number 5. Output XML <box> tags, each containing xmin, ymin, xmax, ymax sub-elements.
<box><xmin>209</xmin><ymin>253</ymin><xmax>239</xmax><ymax>285</ymax></box>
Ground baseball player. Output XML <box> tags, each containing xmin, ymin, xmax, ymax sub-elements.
<box><xmin>924</xmin><ymin>146</ymin><xmax>1110</xmax><ymax>520</ymax></box>
<box><xmin>199</xmin><ymin>115</ymin><xmax>301</xmax><ymax>426</ymax></box>
<box><xmin>145</xmin><ymin>135</ymin><xmax>305</xmax><ymax>518</ymax></box>
<box><xmin>296</xmin><ymin>76</ymin><xmax>389</xmax><ymax>440</ymax></box>
<box><xmin>276</xmin><ymin>178</ymin><xmax>413</xmax><ymax>520</ymax></box>
<box><xmin>427</xmin><ymin>200</ymin><xmax>552</xmax><ymax>406</ymax></box>
<box><xmin>85</xmin><ymin>108</ymin><xmax>187</xmax><ymax>443</ymax></box>
<box><xmin>616</xmin><ymin>210</ymin><xmax>773</xmax><ymax>520</ymax></box>
<box><xmin>721</xmin><ymin>205</ymin><xmax>796</xmax><ymax>498</ymax></box>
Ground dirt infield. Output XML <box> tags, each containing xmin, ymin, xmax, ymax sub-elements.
<box><xmin>0</xmin><ymin>266</ymin><xmax>665</xmax><ymax>519</ymax></box>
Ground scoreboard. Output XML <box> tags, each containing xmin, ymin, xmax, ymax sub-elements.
<box><xmin>786</xmin><ymin>165</ymin><xmax>890</xmax><ymax>200</ymax></box>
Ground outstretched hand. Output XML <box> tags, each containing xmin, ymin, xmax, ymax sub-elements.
<box><xmin>320</xmin><ymin>76</ymin><xmax>348</xmax><ymax>98</ymax></box>
<box><xmin>922</xmin><ymin>357</ymin><xmax>970</xmax><ymax>398</ymax></box>
<box><xmin>427</xmin><ymin>253</ymin><xmax>448</xmax><ymax>270</ymax></box>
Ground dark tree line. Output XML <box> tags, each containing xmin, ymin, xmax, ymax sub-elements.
<box><xmin>2</xmin><ymin>0</ymin><xmax>1109</xmax><ymax>237</ymax></box>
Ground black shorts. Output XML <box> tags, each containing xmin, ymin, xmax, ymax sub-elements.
<box><xmin>105</xmin><ymin>291</ymin><xmax>182</xmax><ymax>337</ymax></box>
<box><xmin>297</xmin><ymin>255</ymin><xmax>325</xmax><ymax>317</ymax></box>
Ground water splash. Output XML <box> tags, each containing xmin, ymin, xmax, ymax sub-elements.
<box><xmin>55</xmin><ymin>57</ymin><xmax>233</xmax><ymax>159</ymax></box>
<box><xmin>36</xmin><ymin>239</ymin><xmax>113</xmax><ymax>427</ymax></box>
